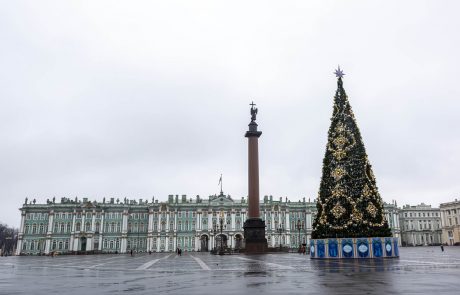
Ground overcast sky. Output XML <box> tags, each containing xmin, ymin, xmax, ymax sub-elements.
<box><xmin>1</xmin><ymin>1</ymin><xmax>459</xmax><ymax>227</ymax></box>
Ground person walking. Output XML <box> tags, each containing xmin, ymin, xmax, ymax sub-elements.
<box><xmin>130</xmin><ymin>249</ymin><xmax>133</xmax><ymax>257</ymax></box>
<box><xmin>441</xmin><ymin>244</ymin><xmax>444</xmax><ymax>252</ymax></box>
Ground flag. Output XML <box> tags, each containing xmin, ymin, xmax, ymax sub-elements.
<box><xmin>218</xmin><ymin>174</ymin><xmax>222</xmax><ymax>185</ymax></box>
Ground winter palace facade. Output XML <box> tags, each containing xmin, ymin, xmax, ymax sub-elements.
<box><xmin>16</xmin><ymin>193</ymin><xmax>401</xmax><ymax>255</ymax></box>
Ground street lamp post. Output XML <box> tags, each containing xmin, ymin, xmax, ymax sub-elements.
<box><xmin>276</xmin><ymin>225</ymin><xmax>284</xmax><ymax>250</ymax></box>
<box><xmin>213</xmin><ymin>211</ymin><xmax>226</xmax><ymax>255</ymax></box>
<box><xmin>296</xmin><ymin>219</ymin><xmax>303</xmax><ymax>252</ymax></box>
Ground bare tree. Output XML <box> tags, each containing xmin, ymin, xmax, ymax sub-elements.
<box><xmin>0</xmin><ymin>223</ymin><xmax>18</xmax><ymax>256</ymax></box>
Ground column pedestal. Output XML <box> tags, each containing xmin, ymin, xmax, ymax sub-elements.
<box><xmin>244</xmin><ymin>218</ymin><xmax>267</xmax><ymax>253</ymax></box>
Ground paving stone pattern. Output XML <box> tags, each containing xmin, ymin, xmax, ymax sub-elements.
<box><xmin>1</xmin><ymin>247</ymin><xmax>460</xmax><ymax>294</ymax></box>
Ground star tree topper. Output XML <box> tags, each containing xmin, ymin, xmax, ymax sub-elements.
<box><xmin>334</xmin><ymin>66</ymin><xmax>345</xmax><ymax>78</ymax></box>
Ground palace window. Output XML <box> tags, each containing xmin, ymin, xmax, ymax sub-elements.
<box><xmin>85</xmin><ymin>222</ymin><xmax>91</xmax><ymax>232</ymax></box>
<box><xmin>60</xmin><ymin>223</ymin><xmax>65</xmax><ymax>233</ymax></box>
<box><xmin>58</xmin><ymin>241</ymin><xmax>63</xmax><ymax>250</ymax></box>
<box><xmin>104</xmin><ymin>239</ymin><xmax>108</xmax><ymax>249</ymax></box>
<box><xmin>117</xmin><ymin>222</ymin><xmax>121</xmax><ymax>232</ymax></box>
<box><xmin>111</xmin><ymin>222</ymin><xmax>115</xmax><ymax>232</ymax></box>
<box><xmin>76</xmin><ymin>222</ymin><xmax>81</xmax><ymax>231</ymax></box>
<box><xmin>116</xmin><ymin>238</ymin><xmax>120</xmax><ymax>249</ymax></box>
<box><xmin>65</xmin><ymin>240</ymin><xmax>69</xmax><ymax>249</ymax></box>
<box><xmin>110</xmin><ymin>240</ymin><xmax>114</xmax><ymax>249</ymax></box>
<box><xmin>95</xmin><ymin>222</ymin><xmax>100</xmax><ymax>232</ymax></box>
<box><xmin>52</xmin><ymin>240</ymin><xmax>57</xmax><ymax>250</ymax></box>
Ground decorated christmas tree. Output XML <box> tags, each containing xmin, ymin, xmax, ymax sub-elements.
<box><xmin>311</xmin><ymin>67</ymin><xmax>392</xmax><ymax>239</ymax></box>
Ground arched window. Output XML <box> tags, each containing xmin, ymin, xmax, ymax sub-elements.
<box><xmin>76</xmin><ymin>222</ymin><xmax>81</xmax><ymax>231</ymax></box>
<box><xmin>111</xmin><ymin>222</ymin><xmax>115</xmax><ymax>233</ymax></box>
<box><xmin>39</xmin><ymin>224</ymin><xmax>44</xmax><ymax>233</ymax></box>
<box><xmin>67</xmin><ymin>223</ymin><xmax>71</xmax><ymax>233</ymax></box>
<box><xmin>134</xmin><ymin>222</ymin><xmax>138</xmax><ymax>232</ymax></box>
<box><xmin>65</xmin><ymin>240</ymin><xmax>69</xmax><ymax>249</ymax></box>
<box><xmin>85</xmin><ymin>222</ymin><xmax>91</xmax><ymax>232</ymax></box>
<box><xmin>127</xmin><ymin>240</ymin><xmax>131</xmax><ymax>250</ymax></box>
<box><xmin>54</xmin><ymin>223</ymin><xmax>58</xmax><ymax>233</ymax></box>
<box><xmin>103</xmin><ymin>239</ymin><xmax>108</xmax><ymax>249</ymax></box>
<box><xmin>22</xmin><ymin>241</ymin><xmax>27</xmax><ymax>250</ymax></box>
<box><xmin>117</xmin><ymin>222</ymin><xmax>121</xmax><ymax>232</ymax></box>
<box><xmin>60</xmin><ymin>223</ymin><xmax>65</xmax><ymax>233</ymax></box>
<box><xmin>110</xmin><ymin>240</ymin><xmax>114</xmax><ymax>249</ymax></box>
<box><xmin>58</xmin><ymin>241</ymin><xmax>63</xmax><ymax>250</ymax></box>
<box><xmin>25</xmin><ymin>225</ymin><xmax>30</xmax><ymax>234</ymax></box>
<box><xmin>128</xmin><ymin>222</ymin><xmax>132</xmax><ymax>232</ymax></box>
<box><xmin>178</xmin><ymin>221</ymin><xmax>182</xmax><ymax>231</ymax></box>
<box><xmin>95</xmin><ymin>222</ymin><xmax>100</xmax><ymax>232</ymax></box>
<box><xmin>30</xmin><ymin>241</ymin><xmax>35</xmax><ymax>250</ymax></box>
<box><xmin>32</xmin><ymin>224</ymin><xmax>37</xmax><ymax>234</ymax></box>
<box><xmin>52</xmin><ymin>240</ymin><xmax>57</xmax><ymax>250</ymax></box>
<box><xmin>140</xmin><ymin>222</ymin><xmax>144</xmax><ymax>232</ymax></box>
<box><xmin>116</xmin><ymin>238</ymin><xmax>120</xmax><ymax>249</ymax></box>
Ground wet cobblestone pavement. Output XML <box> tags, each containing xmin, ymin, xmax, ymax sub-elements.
<box><xmin>1</xmin><ymin>247</ymin><xmax>460</xmax><ymax>294</ymax></box>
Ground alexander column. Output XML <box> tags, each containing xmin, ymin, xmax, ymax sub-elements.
<box><xmin>243</xmin><ymin>102</ymin><xmax>267</xmax><ymax>253</ymax></box>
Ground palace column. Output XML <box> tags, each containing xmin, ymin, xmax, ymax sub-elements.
<box><xmin>45</xmin><ymin>210</ymin><xmax>54</xmax><ymax>254</ymax></box>
<box><xmin>243</xmin><ymin>102</ymin><xmax>267</xmax><ymax>253</ymax></box>
<box><xmin>16</xmin><ymin>209</ymin><xmax>26</xmax><ymax>255</ymax></box>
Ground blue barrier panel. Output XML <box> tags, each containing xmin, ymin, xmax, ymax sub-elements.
<box><xmin>384</xmin><ymin>238</ymin><xmax>393</xmax><ymax>257</ymax></box>
<box><xmin>372</xmin><ymin>238</ymin><xmax>383</xmax><ymax>257</ymax></box>
<box><xmin>328</xmin><ymin>239</ymin><xmax>338</xmax><ymax>258</ymax></box>
<box><xmin>341</xmin><ymin>238</ymin><xmax>354</xmax><ymax>258</ymax></box>
<box><xmin>310</xmin><ymin>240</ymin><xmax>315</xmax><ymax>258</ymax></box>
<box><xmin>357</xmin><ymin>238</ymin><xmax>369</xmax><ymax>258</ymax></box>
<box><xmin>317</xmin><ymin>240</ymin><xmax>325</xmax><ymax>258</ymax></box>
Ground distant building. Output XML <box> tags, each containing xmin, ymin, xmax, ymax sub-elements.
<box><xmin>440</xmin><ymin>199</ymin><xmax>460</xmax><ymax>245</ymax></box>
<box><xmin>15</xmin><ymin>194</ymin><xmax>401</xmax><ymax>255</ymax></box>
<box><xmin>399</xmin><ymin>203</ymin><xmax>442</xmax><ymax>246</ymax></box>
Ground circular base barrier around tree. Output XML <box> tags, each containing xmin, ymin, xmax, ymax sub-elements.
<box><xmin>310</xmin><ymin>237</ymin><xmax>399</xmax><ymax>259</ymax></box>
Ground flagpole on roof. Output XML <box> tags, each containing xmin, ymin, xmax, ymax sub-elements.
<box><xmin>219</xmin><ymin>174</ymin><xmax>223</xmax><ymax>195</ymax></box>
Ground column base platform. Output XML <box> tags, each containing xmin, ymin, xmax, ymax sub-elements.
<box><xmin>243</xmin><ymin>218</ymin><xmax>268</xmax><ymax>253</ymax></box>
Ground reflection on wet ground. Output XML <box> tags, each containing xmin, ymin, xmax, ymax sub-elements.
<box><xmin>1</xmin><ymin>247</ymin><xmax>460</xmax><ymax>294</ymax></box>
